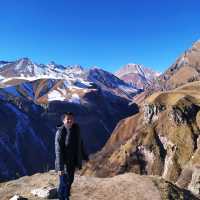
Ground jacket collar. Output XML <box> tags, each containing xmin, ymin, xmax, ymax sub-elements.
<box><xmin>56</xmin><ymin>123</ymin><xmax>76</xmax><ymax>130</ymax></box>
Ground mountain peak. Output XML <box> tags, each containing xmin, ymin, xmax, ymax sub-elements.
<box><xmin>115</xmin><ymin>63</ymin><xmax>159</xmax><ymax>89</ymax></box>
<box><xmin>47</xmin><ymin>61</ymin><xmax>66</xmax><ymax>70</ymax></box>
<box><xmin>158</xmin><ymin>39</ymin><xmax>200</xmax><ymax>90</ymax></box>
<box><xmin>66</xmin><ymin>64</ymin><xmax>83</xmax><ymax>70</ymax></box>
<box><xmin>49</xmin><ymin>61</ymin><xmax>56</xmax><ymax>65</ymax></box>
<box><xmin>17</xmin><ymin>57</ymin><xmax>33</xmax><ymax>64</ymax></box>
<box><xmin>193</xmin><ymin>39</ymin><xmax>200</xmax><ymax>44</ymax></box>
<box><xmin>116</xmin><ymin>63</ymin><xmax>144</xmax><ymax>77</ymax></box>
<box><xmin>191</xmin><ymin>39</ymin><xmax>200</xmax><ymax>50</ymax></box>
<box><xmin>14</xmin><ymin>57</ymin><xmax>34</xmax><ymax>71</ymax></box>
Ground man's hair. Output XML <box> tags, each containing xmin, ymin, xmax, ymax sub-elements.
<box><xmin>61</xmin><ymin>112</ymin><xmax>74</xmax><ymax>122</ymax></box>
<box><xmin>63</xmin><ymin>112</ymin><xmax>74</xmax><ymax>116</ymax></box>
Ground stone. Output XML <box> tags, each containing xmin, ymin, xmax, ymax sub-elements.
<box><xmin>188</xmin><ymin>167</ymin><xmax>200</xmax><ymax>196</ymax></box>
<box><xmin>9</xmin><ymin>195</ymin><xmax>27</xmax><ymax>200</ymax></box>
<box><xmin>31</xmin><ymin>186</ymin><xmax>57</xmax><ymax>199</ymax></box>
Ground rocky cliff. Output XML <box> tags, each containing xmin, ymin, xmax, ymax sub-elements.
<box><xmin>83</xmin><ymin>81</ymin><xmax>200</xmax><ymax>197</ymax></box>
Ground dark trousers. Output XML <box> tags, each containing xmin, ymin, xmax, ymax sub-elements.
<box><xmin>58</xmin><ymin>164</ymin><xmax>75</xmax><ymax>200</ymax></box>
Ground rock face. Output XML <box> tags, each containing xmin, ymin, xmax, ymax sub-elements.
<box><xmin>82</xmin><ymin>81</ymin><xmax>200</xmax><ymax>196</ymax></box>
<box><xmin>0</xmin><ymin>171</ymin><xmax>198</xmax><ymax>200</ymax></box>
<box><xmin>188</xmin><ymin>167</ymin><xmax>200</xmax><ymax>196</ymax></box>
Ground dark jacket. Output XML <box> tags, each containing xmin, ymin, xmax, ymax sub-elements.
<box><xmin>55</xmin><ymin>123</ymin><xmax>89</xmax><ymax>171</ymax></box>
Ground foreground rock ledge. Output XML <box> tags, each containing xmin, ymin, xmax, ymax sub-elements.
<box><xmin>0</xmin><ymin>171</ymin><xmax>198</xmax><ymax>200</ymax></box>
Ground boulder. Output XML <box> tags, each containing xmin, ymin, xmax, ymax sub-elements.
<box><xmin>31</xmin><ymin>186</ymin><xmax>57</xmax><ymax>199</ymax></box>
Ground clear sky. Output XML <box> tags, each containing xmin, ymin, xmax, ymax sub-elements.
<box><xmin>0</xmin><ymin>0</ymin><xmax>200</xmax><ymax>73</ymax></box>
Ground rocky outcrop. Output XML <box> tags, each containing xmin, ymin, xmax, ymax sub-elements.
<box><xmin>188</xmin><ymin>167</ymin><xmax>200</xmax><ymax>196</ymax></box>
<box><xmin>143</xmin><ymin>104</ymin><xmax>166</xmax><ymax>124</ymax></box>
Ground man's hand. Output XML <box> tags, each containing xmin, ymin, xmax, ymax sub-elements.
<box><xmin>58</xmin><ymin>170</ymin><xmax>64</xmax><ymax>176</ymax></box>
<box><xmin>82</xmin><ymin>159</ymin><xmax>89</xmax><ymax>167</ymax></box>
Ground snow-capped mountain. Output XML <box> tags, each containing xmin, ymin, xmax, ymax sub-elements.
<box><xmin>115</xmin><ymin>63</ymin><xmax>160</xmax><ymax>89</ymax></box>
<box><xmin>0</xmin><ymin>58</ymin><xmax>86</xmax><ymax>79</ymax></box>
<box><xmin>0</xmin><ymin>58</ymin><xmax>139</xmax><ymax>181</ymax></box>
<box><xmin>0</xmin><ymin>58</ymin><xmax>140</xmax><ymax>103</ymax></box>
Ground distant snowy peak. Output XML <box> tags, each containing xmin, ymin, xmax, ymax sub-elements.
<box><xmin>0</xmin><ymin>58</ymin><xmax>86</xmax><ymax>80</ymax></box>
<box><xmin>47</xmin><ymin>62</ymin><xmax>84</xmax><ymax>71</ymax></box>
<box><xmin>0</xmin><ymin>57</ymin><xmax>45</xmax><ymax>77</ymax></box>
<box><xmin>115</xmin><ymin>63</ymin><xmax>160</xmax><ymax>89</ymax></box>
<box><xmin>115</xmin><ymin>63</ymin><xmax>159</xmax><ymax>80</ymax></box>
<box><xmin>0</xmin><ymin>59</ymin><xmax>140</xmax><ymax>102</ymax></box>
<box><xmin>117</xmin><ymin>64</ymin><xmax>146</xmax><ymax>77</ymax></box>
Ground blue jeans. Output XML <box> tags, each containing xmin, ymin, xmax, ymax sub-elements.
<box><xmin>58</xmin><ymin>165</ymin><xmax>75</xmax><ymax>200</ymax></box>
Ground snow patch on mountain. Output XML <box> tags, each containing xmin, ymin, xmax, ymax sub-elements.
<box><xmin>47</xmin><ymin>90</ymin><xmax>65</xmax><ymax>101</ymax></box>
<box><xmin>69</xmin><ymin>93</ymin><xmax>81</xmax><ymax>104</ymax></box>
<box><xmin>0</xmin><ymin>74</ymin><xmax>4</xmax><ymax>80</ymax></box>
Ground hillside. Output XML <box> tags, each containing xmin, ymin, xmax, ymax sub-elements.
<box><xmin>82</xmin><ymin>81</ymin><xmax>200</xmax><ymax>197</ymax></box>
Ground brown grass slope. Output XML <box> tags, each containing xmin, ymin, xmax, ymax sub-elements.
<box><xmin>82</xmin><ymin>81</ymin><xmax>200</xmax><ymax>197</ymax></box>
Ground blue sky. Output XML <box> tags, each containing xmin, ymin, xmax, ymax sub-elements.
<box><xmin>0</xmin><ymin>0</ymin><xmax>200</xmax><ymax>73</ymax></box>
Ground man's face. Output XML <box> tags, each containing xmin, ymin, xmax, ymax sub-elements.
<box><xmin>63</xmin><ymin>115</ymin><xmax>74</xmax><ymax>128</ymax></box>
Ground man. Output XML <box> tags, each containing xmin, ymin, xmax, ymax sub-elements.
<box><xmin>55</xmin><ymin>112</ymin><xmax>89</xmax><ymax>200</ymax></box>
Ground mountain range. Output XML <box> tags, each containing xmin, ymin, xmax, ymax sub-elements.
<box><xmin>2</xmin><ymin>39</ymin><xmax>200</xmax><ymax>198</ymax></box>
<box><xmin>0</xmin><ymin>58</ymin><xmax>141</xmax><ymax>181</ymax></box>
